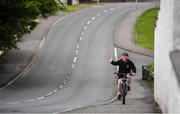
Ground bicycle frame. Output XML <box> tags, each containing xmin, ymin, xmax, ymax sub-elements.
<box><xmin>115</xmin><ymin>73</ymin><xmax>130</xmax><ymax>104</ymax></box>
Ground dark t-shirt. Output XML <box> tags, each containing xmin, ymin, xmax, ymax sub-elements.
<box><xmin>111</xmin><ymin>59</ymin><xmax>136</xmax><ymax>74</ymax></box>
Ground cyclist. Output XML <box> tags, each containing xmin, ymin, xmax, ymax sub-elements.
<box><xmin>110</xmin><ymin>52</ymin><xmax>136</xmax><ymax>100</ymax></box>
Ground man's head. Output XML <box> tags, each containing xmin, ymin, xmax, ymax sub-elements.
<box><xmin>121</xmin><ymin>52</ymin><xmax>129</xmax><ymax>61</ymax></box>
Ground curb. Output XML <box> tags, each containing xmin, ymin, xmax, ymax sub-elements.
<box><xmin>114</xmin><ymin>43</ymin><xmax>154</xmax><ymax>58</ymax></box>
<box><xmin>54</xmin><ymin>92</ymin><xmax>118</xmax><ymax>114</ymax></box>
<box><xmin>0</xmin><ymin>14</ymin><xmax>67</xmax><ymax>89</ymax></box>
<box><xmin>113</xmin><ymin>7</ymin><xmax>154</xmax><ymax>58</ymax></box>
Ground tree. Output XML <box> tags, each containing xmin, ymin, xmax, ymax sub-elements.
<box><xmin>0</xmin><ymin>0</ymin><xmax>63</xmax><ymax>51</ymax></box>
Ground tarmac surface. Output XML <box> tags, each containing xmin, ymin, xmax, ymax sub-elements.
<box><xmin>64</xmin><ymin>3</ymin><xmax>155</xmax><ymax>113</ymax></box>
<box><xmin>0</xmin><ymin>3</ymin><xmax>155</xmax><ymax>113</ymax></box>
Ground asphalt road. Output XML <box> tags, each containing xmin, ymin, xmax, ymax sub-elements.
<box><xmin>0</xmin><ymin>3</ymin><xmax>154</xmax><ymax>113</ymax></box>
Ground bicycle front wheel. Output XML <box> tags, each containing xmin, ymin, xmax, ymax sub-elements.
<box><xmin>122</xmin><ymin>83</ymin><xmax>127</xmax><ymax>104</ymax></box>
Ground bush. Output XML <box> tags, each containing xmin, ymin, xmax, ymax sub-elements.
<box><xmin>146</xmin><ymin>63</ymin><xmax>154</xmax><ymax>81</ymax></box>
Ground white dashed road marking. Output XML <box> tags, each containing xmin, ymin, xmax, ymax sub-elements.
<box><xmin>24</xmin><ymin>99</ymin><xmax>34</xmax><ymax>102</ymax></box>
<box><xmin>73</xmin><ymin>57</ymin><xmax>77</xmax><ymax>63</ymax></box>
<box><xmin>71</xmin><ymin>64</ymin><xmax>75</xmax><ymax>69</ymax></box>
<box><xmin>97</xmin><ymin>13</ymin><xmax>102</xmax><ymax>16</ymax></box>
<box><xmin>103</xmin><ymin>10</ymin><xmax>108</xmax><ymax>13</ymax></box>
<box><xmin>36</xmin><ymin>96</ymin><xmax>45</xmax><ymax>100</ymax></box>
<box><xmin>46</xmin><ymin>92</ymin><xmax>53</xmax><ymax>96</ymax></box>
<box><xmin>80</xmin><ymin>36</ymin><xmax>83</xmax><ymax>41</ymax></box>
<box><xmin>77</xmin><ymin>44</ymin><xmax>80</xmax><ymax>49</ymax></box>
<box><xmin>81</xmin><ymin>31</ymin><xmax>85</xmax><ymax>36</ymax></box>
<box><xmin>39</xmin><ymin>37</ymin><xmax>45</xmax><ymax>48</ymax></box>
<box><xmin>91</xmin><ymin>16</ymin><xmax>96</xmax><ymax>20</ymax></box>
<box><xmin>110</xmin><ymin>8</ymin><xmax>115</xmax><ymax>10</ymax></box>
<box><xmin>75</xmin><ymin>50</ymin><xmax>78</xmax><ymax>55</ymax></box>
<box><xmin>6</xmin><ymin>102</ymin><xmax>20</xmax><ymax>105</ymax></box>
<box><xmin>52</xmin><ymin>16</ymin><xmax>66</xmax><ymax>27</ymax></box>
<box><xmin>6</xmin><ymin>6</ymin><xmax>124</xmax><ymax>105</ymax></box>
<box><xmin>84</xmin><ymin>26</ymin><xmax>87</xmax><ymax>30</ymax></box>
<box><xmin>87</xmin><ymin>21</ymin><xmax>91</xmax><ymax>25</ymax></box>
<box><xmin>60</xmin><ymin>85</ymin><xmax>64</xmax><ymax>89</ymax></box>
<box><xmin>53</xmin><ymin>89</ymin><xmax>58</xmax><ymax>93</ymax></box>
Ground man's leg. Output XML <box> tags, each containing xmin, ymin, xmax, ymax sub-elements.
<box><xmin>117</xmin><ymin>79</ymin><xmax>123</xmax><ymax>100</ymax></box>
<box><xmin>127</xmin><ymin>74</ymin><xmax>131</xmax><ymax>91</ymax></box>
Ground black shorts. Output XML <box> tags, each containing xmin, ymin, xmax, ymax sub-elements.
<box><xmin>118</xmin><ymin>74</ymin><xmax>125</xmax><ymax>79</ymax></box>
<box><xmin>118</xmin><ymin>73</ymin><xmax>132</xmax><ymax>79</ymax></box>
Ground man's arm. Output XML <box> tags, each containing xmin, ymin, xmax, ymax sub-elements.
<box><xmin>110</xmin><ymin>59</ymin><xmax>120</xmax><ymax>66</ymax></box>
<box><xmin>130</xmin><ymin>61</ymin><xmax>136</xmax><ymax>74</ymax></box>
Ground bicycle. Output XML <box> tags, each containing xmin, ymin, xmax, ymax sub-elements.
<box><xmin>114</xmin><ymin>72</ymin><xmax>131</xmax><ymax>104</ymax></box>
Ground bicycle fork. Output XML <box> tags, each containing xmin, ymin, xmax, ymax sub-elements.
<box><xmin>122</xmin><ymin>80</ymin><xmax>128</xmax><ymax>104</ymax></box>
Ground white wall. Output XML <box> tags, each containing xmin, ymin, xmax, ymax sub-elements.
<box><xmin>72</xmin><ymin>0</ymin><xmax>79</xmax><ymax>5</ymax></box>
<box><xmin>155</xmin><ymin>0</ymin><xmax>180</xmax><ymax>113</ymax></box>
<box><xmin>56</xmin><ymin>0</ymin><xmax>67</xmax><ymax>5</ymax></box>
<box><xmin>58</xmin><ymin>0</ymin><xmax>79</xmax><ymax>6</ymax></box>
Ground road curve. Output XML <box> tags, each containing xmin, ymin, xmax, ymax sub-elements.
<box><xmin>0</xmin><ymin>3</ymin><xmax>154</xmax><ymax>113</ymax></box>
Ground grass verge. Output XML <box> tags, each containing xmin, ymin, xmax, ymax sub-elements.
<box><xmin>134</xmin><ymin>8</ymin><xmax>158</xmax><ymax>50</ymax></box>
<box><xmin>62</xmin><ymin>3</ymin><xmax>103</xmax><ymax>12</ymax></box>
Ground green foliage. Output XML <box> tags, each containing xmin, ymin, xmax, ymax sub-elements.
<box><xmin>62</xmin><ymin>3</ymin><xmax>101</xmax><ymax>12</ymax></box>
<box><xmin>146</xmin><ymin>63</ymin><xmax>154</xmax><ymax>81</ymax></box>
<box><xmin>134</xmin><ymin>8</ymin><xmax>158</xmax><ymax>50</ymax></box>
<box><xmin>0</xmin><ymin>0</ymin><xmax>63</xmax><ymax>51</ymax></box>
<box><xmin>38</xmin><ymin>0</ymin><xmax>62</xmax><ymax>17</ymax></box>
<box><xmin>155</xmin><ymin>102</ymin><xmax>163</xmax><ymax>113</ymax></box>
<box><xmin>145</xmin><ymin>63</ymin><xmax>154</xmax><ymax>89</ymax></box>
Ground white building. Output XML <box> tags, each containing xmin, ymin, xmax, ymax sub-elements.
<box><xmin>155</xmin><ymin>0</ymin><xmax>180</xmax><ymax>113</ymax></box>
<box><xmin>58</xmin><ymin>0</ymin><xmax>79</xmax><ymax>5</ymax></box>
